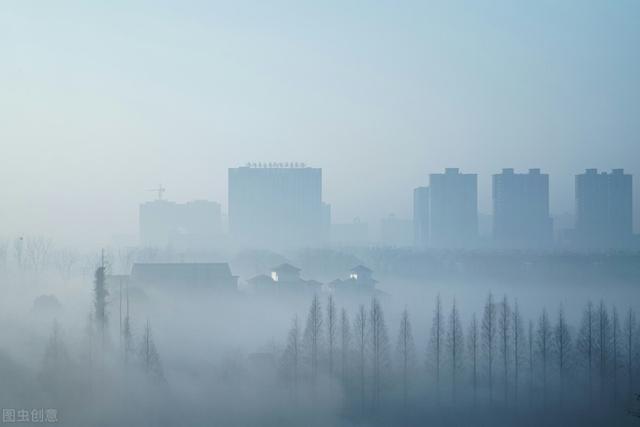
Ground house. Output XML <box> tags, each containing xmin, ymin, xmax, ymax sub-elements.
<box><xmin>330</xmin><ymin>265</ymin><xmax>378</xmax><ymax>296</ymax></box>
<box><xmin>249</xmin><ymin>263</ymin><xmax>322</xmax><ymax>295</ymax></box>
<box><xmin>270</xmin><ymin>263</ymin><xmax>302</xmax><ymax>283</ymax></box>
<box><xmin>130</xmin><ymin>263</ymin><xmax>238</xmax><ymax>291</ymax></box>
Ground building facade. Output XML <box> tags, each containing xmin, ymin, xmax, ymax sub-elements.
<box><xmin>228</xmin><ymin>164</ymin><xmax>323</xmax><ymax>249</ymax></box>
<box><xmin>130</xmin><ymin>262</ymin><xmax>238</xmax><ymax>291</ymax></box>
<box><xmin>575</xmin><ymin>168</ymin><xmax>633</xmax><ymax>249</ymax></box>
<box><xmin>429</xmin><ymin>168</ymin><xmax>478</xmax><ymax>248</ymax></box>
<box><xmin>492</xmin><ymin>168</ymin><xmax>553</xmax><ymax>249</ymax></box>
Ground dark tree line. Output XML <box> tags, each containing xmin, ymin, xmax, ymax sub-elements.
<box><xmin>281</xmin><ymin>293</ymin><xmax>640</xmax><ymax>416</ymax></box>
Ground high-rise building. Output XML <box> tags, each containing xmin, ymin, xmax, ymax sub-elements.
<box><xmin>492</xmin><ymin>168</ymin><xmax>553</xmax><ymax>249</ymax></box>
<box><xmin>228</xmin><ymin>163</ymin><xmax>323</xmax><ymax>248</ymax></box>
<box><xmin>429</xmin><ymin>168</ymin><xmax>478</xmax><ymax>248</ymax></box>
<box><xmin>575</xmin><ymin>168</ymin><xmax>633</xmax><ymax>249</ymax></box>
<box><xmin>139</xmin><ymin>199</ymin><xmax>222</xmax><ymax>248</ymax></box>
<box><xmin>413</xmin><ymin>186</ymin><xmax>430</xmax><ymax>247</ymax></box>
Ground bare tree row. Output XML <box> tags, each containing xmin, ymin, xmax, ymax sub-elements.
<box><xmin>281</xmin><ymin>293</ymin><xmax>640</xmax><ymax>413</ymax></box>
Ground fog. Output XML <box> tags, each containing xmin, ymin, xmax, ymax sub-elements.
<box><xmin>0</xmin><ymin>245</ymin><xmax>639</xmax><ymax>426</ymax></box>
<box><xmin>2</xmin><ymin>1</ymin><xmax>640</xmax><ymax>248</ymax></box>
<box><xmin>2</xmin><ymin>1</ymin><xmax>640</xmax><ymax>426</ymax></box>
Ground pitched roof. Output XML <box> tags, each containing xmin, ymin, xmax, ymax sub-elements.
<box><xmin>131</xmin><ymin>263</ymin><xmax>236</xmax><ymax>285</ymax></box>
<box><xmin>351</xmin><ymin>265</ymin><xmax>372</xmax><ymax>274</ymax></box>
<box><xmin>272</xmin><ymin>263</ymin><xmax>301</xmax><ymax>273</ymax></box>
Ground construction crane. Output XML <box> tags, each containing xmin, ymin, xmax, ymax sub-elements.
<box><xmin>147</xmin><ymin>185</ymin><xmax>166</xmax><ymax>201</ymax></box>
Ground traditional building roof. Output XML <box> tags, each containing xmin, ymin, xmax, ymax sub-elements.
<box><xmin>272</xmin><ymin>263</ymin><xmax>301</xmax><ymax>274</ymax></box>
<box><xmin>247</xmin><ymin>274</ymin><xmax>274</xmax><ymax>285</ymax></box>
<box><xmin>130</xmin><ymin>263</ymin><xmax>238</xmax><ymax>289</ymax></box>
<box><xmin>351</xmin><ymin>265</ymin><xmax>372</xmax><ymax>274</ymax></box>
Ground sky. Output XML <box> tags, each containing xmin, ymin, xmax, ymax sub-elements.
<box><xmin>1</xmin><ymin>0</ymin><xmax>639</xmax><ymax>247</ymax></box>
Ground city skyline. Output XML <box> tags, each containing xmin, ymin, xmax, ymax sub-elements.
<box><xmin>2</xmin><ymin>1</ymin><xmax>640</xmax><ymax>247</ymax></box>
<box><xmin>14</xmin><ymin>162</ymin><xmax>640</xmax><ymax>249</ymax></box>
<box><xmin>136</xmin><ymin>164</ymin><xmax>636</xmax><ymax>251</ymax></box>
<box><xmin>2</xmin><ymin>3</ymin><xmax>640</xmax><ymax>426</ymax></box>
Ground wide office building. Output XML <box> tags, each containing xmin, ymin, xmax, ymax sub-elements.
<box><xmin>429</xmin><ymin>168</ymin><xmax>478</xmax><ymax>249</ymax></box>
<box><xmin>492</xmin><ymin>168</ymin><xmax>553</xmax><ymax>249</ymax></box>
<box><xmin>228</xmin><ymin>163</ymin><xmax>323</xmax><ymax>249</ymax></box>
<box><xmin>575</xmin><ymin>168</ymin><xmax>633</xmax><ymax>249</ymax></box>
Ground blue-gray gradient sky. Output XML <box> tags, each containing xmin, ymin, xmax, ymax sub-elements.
<box><xmin>1</xmin><ymin>0</ymin><xmax>639</xmax><ymax>247</ymax></box>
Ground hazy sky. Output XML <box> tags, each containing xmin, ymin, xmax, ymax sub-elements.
<box><xmin>1</xmin><ymin>1</ymin><xmax>639</xmax><ymax>247</ymax></box>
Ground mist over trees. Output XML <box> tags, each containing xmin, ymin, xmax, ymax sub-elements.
<box><xmin>274</xmin><ymin>294</ymin><xmax>640</xmax><ymax>426</ymax></box>
<box><xmin>0</xmin><ymin>242</ymin><xmax>639</xmax><ymax>427</ymax></box>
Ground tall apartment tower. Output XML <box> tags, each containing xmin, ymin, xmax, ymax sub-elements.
<box><xmin>413</xmin><ymin>186</ymin><xmax>430</xmax><ymax>247</ymax></box>
<box><xmin>575</xmin><ymin>168</ymin><xmax>633</xmax><ymax>249</ymax></box>
<box><xmin>429</xmin><ymin>168</ymin><xmax>478</xmax><ymax>248</ymax></box>
<box><xmin>228</xmin><ymin>163</ymin><xmax>323</xmax><ymax>249</ymax></box>
<box><xmin>492</xmin><ymin>168</ymin><xmax>553</xmax><ymax>249</ymax></box>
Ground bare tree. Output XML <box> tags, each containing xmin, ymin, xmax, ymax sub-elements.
<box><xmin>119</xmin><ymin>279</ymin><xmax>134</xmax><ymax>367</ymax></box>
<box><xmin>595</xmin><ymin>300</ymin><xmax>611</xmax><ymax>401</ymax></box>
<box><xmin>122</xmin><ymin>307</ymin><xmax>134</xmax><ymax>366</ymax></box>
<box><xmin>611</xmin><ymin>305</ymin><xmax>621</xmax><ymax>405</ymax></box>
<box><xmin>283</xmin><ymin>315</ymin><xmax>301</xmax><ymax>398</ymax></box>
<box><xmin>428</xmin><ymin>293</ymin><xmax>444</xmax><ymax>404</ymax></box>
<box><xmin>481</xmin><ymin>293</ymin><xmax>497</xmax><ymax>404</ymax></box>
<box><xmin>370</xmin><ymin>297</ymin><xmax>390</xmax><ymax>410</ymax></box>
<box><xmin>536</xmin><ymin>309</ymin><xmax>552</xmax><ymax>406</ymax></box>
<box><xmin>340</xmin><ymin>308</ymin><xmax>351</xmax><ymax>387</ymax></box>
<box><xmin>354</xmin><ymin>304</ymin><xmax>367</xmax><ymax>409</ymax></box>
<box><xmin>83</xmin><ymin>313</ymin><xmax>95</xmax><ymax>392</ymax></box>
<box><xmin>513</xmin><ymin>300</ymin><xmax>525</xmax><ymax>406</ymax></box>
<box><xmin>39</xmin><ymin>320</ymin><xmax>70</xmax><ymax>392</ymax></box>
<box><xmin>528</xmin><ymin>319</ymin><xmax>534</xmax><ymax>407</ymax></box>
<box><xmin>25</xmin><ymin>236</ymin><xmax>53</xmax><ymax>273</ymax></box>
<box><xmin>447</xmin><ymin>298</ymin><xmax>464</xmax><ymax>404</ymax></box>
<box><xmin>54</xmin><ymin>249</ymin><xmax>78</xmax><ymax>281</ymax></box>
<box><xmin>327</xmin><ymin>295</ymin><xmax>336</xmax><ymax>377</ymax></box>
<box><xmin>577</xmin><ymin>301</ymin><xmax>595</xmax><ymax>404</ymax></box>
<box><xmin>94</xmin><ymin>261</ymin><xmax>108</xmax><ymax>352</ymax></box>
<box><xmin>554</xmin><ymin>305</ymin><xmax>571</xmax><ymax>404</ymax></box>
<box><xmin>397</xmin><ymin>307</ymin><xmax>416</xmax><ymax>406</ymax></box>
<box><xmin>303</xmin><ymin>294</ymin><xmax>323</xmax><ymax>386</ymax></box>
<box><xmin>13</xmin><ymin>236</ymin><xmax>24</xmax><ymax>271</ymax></box>
<box><xmin>623</xmin><ymin>308</ymin><xmax>637</xmax><ymax>408</ymax></box>
<box><xmin>498</xmin><ymin>295</ymin><xmax>511</xmax><ymax>405</ymax></box>
<box><xmin>139</xmin><ymin>320</ymin><xmax>164</xmax><ymax>380</ymax></box>
<box><xmin>467</xmin><ymin>313</ymin><xmax>479</xmax><ymax>406</ymax></box>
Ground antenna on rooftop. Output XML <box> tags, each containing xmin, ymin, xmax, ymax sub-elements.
<box><xmin>147</xmin><ymin>185</ymin><xmax>166</xmax><ymax>201</ymax></box>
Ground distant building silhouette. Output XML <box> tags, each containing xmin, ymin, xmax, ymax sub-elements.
<box><xmin>130</xmin><ymin>262</ymin><xmax>238</xmax><ymax>291</ymax></box>
<box><xmin>228</xmin><ymin>164</ymin><xmax>322</xmax><ymax>249</ymax></box>
<box><xmin>492</xmin><ymin>168</ymin><xmax>553</xmax><ymax>249</ymax></box>
<box><xmin>429</xmin><ymin>168</ymin><xmax>478</xmax><ymax>248</ymax></box>
<box><xmin>413</xmin><ymin>186</ymin><xmax>430</xmax><ymax>247</ymax></box>
<box><xmin>139</xmin><ymin>199</ymin><xmax>221</xmax><ymax>249</ymax></box>
<box><xmin>330</xmin><ymin>265</ymin><xmax>377</xmax><ymax>293</ymax></box>
<box><xmin>248</xmin><ymin>263</ymin><xmax>322</xmax><ymax>295</ymax></box>
<box><xmin>575</xmin><ymin>168</ymin><xmax>633</xmax><ymax>249</ymax></box>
